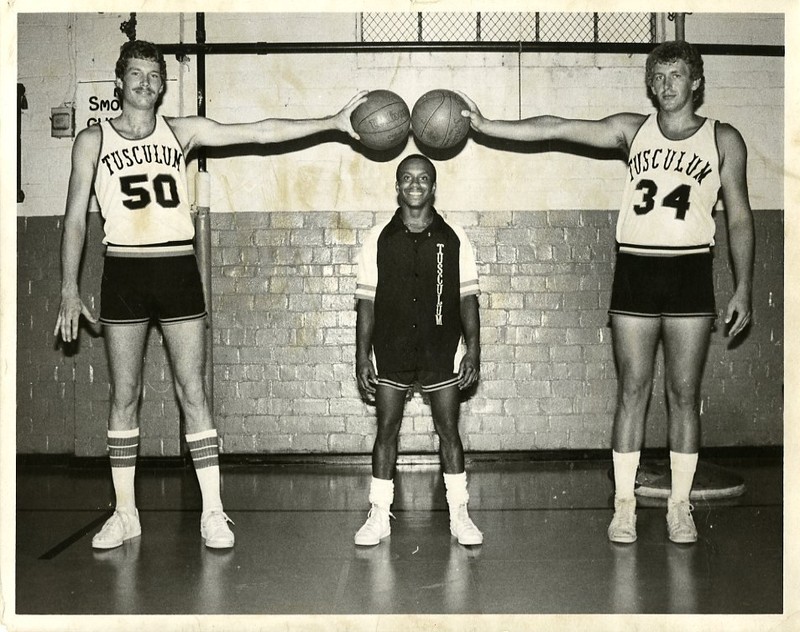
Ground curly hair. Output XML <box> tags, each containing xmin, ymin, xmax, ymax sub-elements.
<box><xmin>645</xmin><ymin>40</ymin><xmax>704</xmax><ymax>105</ymax></box>
<box><xmin>114</xmin><ymin>40</ymin><xmax>167</xmax><ymax>84</ymax></box>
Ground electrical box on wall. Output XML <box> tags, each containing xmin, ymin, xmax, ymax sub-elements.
<box><xmin>51</xmin><ymin>105</ymin><xmax>75</xmax><ymax>138</ymax></box>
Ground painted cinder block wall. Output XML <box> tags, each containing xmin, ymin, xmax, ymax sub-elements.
<box><xmin>15</xmin><ymin>12</ymin><xmax>784</xmax><ymax>456</ymax></box>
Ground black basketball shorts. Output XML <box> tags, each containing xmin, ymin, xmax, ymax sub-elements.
<box><xmin>100</xmin><ymin>252</ymin><xmax>207</xmax><ymax>326</ymax></box>
<box><xmin>378</xmin><ymin>370</ymin><xmax>460</xmax><ymax>393</ymax></box>
<box><xmin>609</xmin><ymin>251</ymin><xmax>716</xmax><ymax>319</ymax></box>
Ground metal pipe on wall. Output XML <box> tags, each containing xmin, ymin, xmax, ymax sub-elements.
<box><xmin>157</xmin><ymin>40</ymin><xmax>783</xmax><ymax>57</ymax></box>
<box><xmin>675</xmin><ymin>13</ymin><xmax>686</xmax><ymax>41</ymax></box>
<box><xmin>195</xmin><ymin>173</ymin><xmax>213</xmax><ymax>414</ymax></box>
<box><xmin>192</xmin><ymin>13</ymin><xmax>214</xmax><ymax>416</ymax></box>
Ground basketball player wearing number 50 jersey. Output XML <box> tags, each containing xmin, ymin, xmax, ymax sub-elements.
<box><xmin>95</xmin><ymin>115</ymin><xmax>194</xmax><ymax>248</ymax></box>
<box><xmin>55</xmin><ymin>39</ymin><xmax>369</xmax><ymax>552</ymax></box>
<box><xmin>460</xmin><ymin>40</ymin><xmax>754</xmax><ymax>546</ymax></box>
<box><xmin>95</xmin><ymin>116</ymin><xmax>206</xmax><ymax>326</ymax></box>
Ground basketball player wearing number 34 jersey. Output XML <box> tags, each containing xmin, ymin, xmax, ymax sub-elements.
<box><xmin>55</xmin><ymin>39</ymin><xmax>368</xmax><ymax>551</ymax></box>
<box><xmin>610</xmin><ymin>113</ymin><xmax>722</xmax><ymax>321</ymax></box>
<box><xmin>460</xmin><ymin>40</ymin><xmax>754</xmax><ymax>545</ymax></box>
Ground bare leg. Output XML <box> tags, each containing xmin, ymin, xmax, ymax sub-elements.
<box><xmin>610</xmin><ymin>315</ymin><xmax>662</xmax><ymax>453</ymax></box>
<box><xmin>429</xmin><ymin>386</ymin><xmax>482</xmax><ymax>544</ymax></box>
<box><xmin>355</xmin><ymin>385</ymin><xmax>405</xmax><ymax>545</ymax></box>
<box><xmin>92</xmin><ymin>323</ymin><xmax>149</xmax><ymax>548</ymax></box>
<box><xmin>662</xmin><ymin>316</ymin><xmax>711</xmax><ymax>544</ymax></box>
<box><xmin>428</xmin><ymin>385</ymin><xmax>465</xmax><ymax>474</ymax></box>
<box><xmin>607</xmin><ymin>315</ymin><xmax>660</xmax><ymax>543</ymax></box>
<box><xmin>161</xmin><ymin>319</ymin><xmax>233</xmax><ymax>546</ymax></box>
<box><xmin>372</xmin><ymin>385</ymin><xmax>407</xmax><ymax>480</ymax></box>
<box><xmin>160</xmin><ymin>319</ymin><xmax>213</xmax><ymax>434</ymax></box>
<box><xmin>661</xmin><ymin>317</ymin><xmax>713</xmax><ymax>453</ymax></box>
<box><xmin>105</xmin><ymin>323</ymin><xmax>149</xmax><ymax>431</ymax></box>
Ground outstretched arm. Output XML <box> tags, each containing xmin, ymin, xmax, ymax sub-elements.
<box><xmin>171</xmin><ymin>90</ymin><xmax>368</xmax><ymax>152</ymax></box>
<box><xmin>54</xmin><ymin>127</ymin><xmax>100</xmax><ymax>342</ymax></box>
<box><xmin>457</xmin><ymin>91</ymin><xmax>643</xmax><ymax>152</ymax></box>
<box><xmin>355</xmin><ymin>299</ymin><xmax>377</xmax><ymax>399</ymax></box>
<box><xmin>457</xmin><ymin>294</ymin><xmax>480</xmax><ymax>390</ymax></box>
<box><xmin>718</xmin><ymin>123</ymin><xmax>755</xmax><ymax>338</ymax></box>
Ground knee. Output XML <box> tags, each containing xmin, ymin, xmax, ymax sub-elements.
<box><xmin>618</xmin><ymin>374</ymin><xmax>653</xmax><ymax>403</ymax></box>
<box><xmin>666</xmin><ymin>378</ymin><xmax>700</xmax><ymax>410</ymax></box>
<box><xmin>174</xmin><ymin>376</ymin><xmax>207</xmax><ymax>410</ymax></box>
<box><xmin>433</xmin><ymin>419</ymin><xmax>461</xmax><ymax>445</ymax></box>
<box><xmin>110</xmin><ymin>379</ymin><xmax>142</xmax><ymax>412</ymax></box>
<box><xmin>375</xmin><ymin>414</ymin><xmax>402</xmax><ymax>442</ymax></box>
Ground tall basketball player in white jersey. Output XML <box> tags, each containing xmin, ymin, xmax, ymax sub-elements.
<box><xmin>459</xmin><ymin>40</ymin><xmax>754</xmax><ymax>544</ymax></box>
<box><xmin>54</xmin><ymin>40</ymin><xmax>366</xmax><ymax>550</ymax></box>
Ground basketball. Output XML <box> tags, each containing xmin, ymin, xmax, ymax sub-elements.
<box><xmin>350</xmin><ymin>90</ymin><xmax>411</xmax><ymax>151</ymax></box>
<box><xmin>411</xmin><ymin>89</ymin><xmax>470</xmax><ymax>149</ymax></box>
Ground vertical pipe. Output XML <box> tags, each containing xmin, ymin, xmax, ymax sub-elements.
<box><xmin>196</xmin><ymin>13</ymin><xmax>207</xmax><ymax>170</ymax></box>
<box><xmin>675</xmin><ymin>13</ymin><xmax>686</xmax><ymax>41</ymax></box>
<box><xmin>17</xmin><ymin>83</ymin><xmax>27</xmax><ymax>203</ymax></box>
<box><xmin>518</xmin><ymin>47</ymin><xmax>522</xmax><ymax>121</ymax></box>
<box><xmin>195</xmin><ymin>173</ymin><xmax>214</xmax><ymax>415</ymax></box>
<box><xmin>193</xmin><ymin>13</ymin><xmax>213</xmax><ymax>416</ymax></box>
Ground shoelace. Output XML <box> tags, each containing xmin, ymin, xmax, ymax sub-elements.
<box><xmin>453</xmin><ymin>508</ymin><xmax>480</xmax><ymax>530</ymax></box>
<box><xmin>368</xmin><ymin>506</ymin><xmax>395</xmax><ymax>521</ymax></box>
<box><xmin>206</xmin><ymin>512</ymin><xmax>235</xmax><ymax>530</ymax></box>
<box><xmin>98</xmin><ymin>515</ymin><xmax>122</xmax><ymax>535</ymax></box>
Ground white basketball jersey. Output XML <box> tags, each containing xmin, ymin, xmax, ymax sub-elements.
<box><xmin>94</xmin><ymin>116</ymin><xmax>194</xmax><ymax>246</ymax></box>
<box><xmin>617</xmin><ymin>114</ymin><xmax>721</xmax><ymax>255</ymax></box>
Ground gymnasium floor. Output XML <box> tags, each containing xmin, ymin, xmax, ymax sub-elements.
<box><xmin>14</xmin><ymin>453</ymin><xmax>783</xmax><ymax>621</ymax></box>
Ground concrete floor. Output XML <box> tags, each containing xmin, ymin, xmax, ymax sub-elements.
<box><xmin>11</xmin><ymin>455</ymin><xmax>784</xmax><ymax>630</ymax></box>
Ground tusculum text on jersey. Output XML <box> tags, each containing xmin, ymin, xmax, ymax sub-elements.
<box><xmin>627</xmin><ymin>149</ymin><xmax>713</xmax><ymax>185</ymax></box>
<box><xmin>435</xmin><ymin>243</ymin><xmax>444</xmax><ymax>326</ymax></box>
<box><xmin>100</xmin><ymin>145</ymin><xmax>183</xmax><ymax>176</ymax></box>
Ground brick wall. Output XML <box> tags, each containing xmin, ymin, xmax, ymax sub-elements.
<box><xmin>16</xmin><ymin>208</ymin><xmax>783</xmax><ymax>456</ymax></box>
<box><xmin>17</xmin><ymin>215</ymin><xmax>182</xmax><ymax>457</ymax></box>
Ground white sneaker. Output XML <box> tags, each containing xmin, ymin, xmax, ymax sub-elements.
<box><xmin>667</xmin><ymin>499</ymin><xmax>698</xmax><ymax>543</ymax></box>
<box><xmin>608</xmin><ymin>497</ymin><xmax>637</xmax><ymax>543</ymax></box>
<box><xmin>354</xmin><ymin>504</ymin><xmax>392</xmax><ymax>546</ymax></box>
<box><xmin>92</xmin><ymin>509</ymin><xmax>141</xmax><ymax>549</ymax></box>
<box><xmin>450</xmin><ymin>504</ymin><xmax>483</xmax><ymax>545</ymax></box>
<box><xmin>201</xmin><ymin>511</ymin><xmax>235</xmax><ymax>549</ymax></box>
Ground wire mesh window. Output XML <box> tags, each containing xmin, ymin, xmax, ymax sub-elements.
<box><xmin>360</xmin><ymin>12</ymin><xmax>655</xmax><ymax>44</ymax></box>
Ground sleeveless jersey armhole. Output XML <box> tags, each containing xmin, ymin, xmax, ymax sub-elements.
<box><xmin>90</xmin><ymin>122</ymin><xmax>104</xmax><ymax>198</ymax></box>
<box><xmin>625</xmin><ymin>114</ymin><xmax>650</xmax><ymax>159</ymax></box>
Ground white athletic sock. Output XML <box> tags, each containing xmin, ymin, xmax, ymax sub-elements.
<box><xmin>669</xmin><ymin>451</ymin><xmax>699</xmax><ymax>503</ymax></box>
<box><xmin>443</xmin><ymin>471</ymin><xmax>469</xmax><ymax>507</ymax></box>
<box><xmin>612</xmin><ymin>450</ymin><xmax>641</xmax><ymax>500</ymax></box>
<box><xmin>186</xmin><ymin>429</ymin><xmax>223</xmax><ymax>514</ymax></box>
<box><xmin>108</xmin><ymin>428</ymin><xmax>139</xmax><ymax>514</ymax></box>
<box><xmin>368</xmin><ymin>476</ymin><xmax>394</xmax><ymax>508</ymax></box>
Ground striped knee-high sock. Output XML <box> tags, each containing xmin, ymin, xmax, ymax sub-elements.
<box><xmin>186</xmin><ymin>429</ymin><xmax>223</xmax><ymax>514</ymax></box>
<box><xmin>108</xmin><ymin>428</ymin><xmax>139</xmax><ymax>514</ymax></box>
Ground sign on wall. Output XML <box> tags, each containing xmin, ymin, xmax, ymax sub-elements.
<box><xmin>76</xmin><ymin>79</ymin><xmax>179</xmax><ymax>130</ymax></box>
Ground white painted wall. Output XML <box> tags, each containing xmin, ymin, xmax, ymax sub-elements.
<box><xmin>16</xmin><ymin>11</ymin><xmax>784</xmax><ymax>217</ymax></box>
